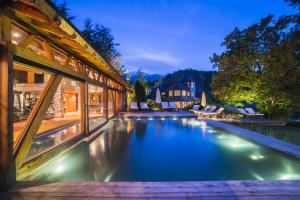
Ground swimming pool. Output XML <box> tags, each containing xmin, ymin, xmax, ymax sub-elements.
<box><xmin>23</xmin><ymin>117</ymin><xmax>300</xmax><ymax>181</ymax></box>
<box><xmin>234</xmin><ymin>124</ymin><xmax>300</xmax><ymax>146</ymax></box>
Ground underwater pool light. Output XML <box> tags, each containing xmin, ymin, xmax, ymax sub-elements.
<box><xmin>279</xmin><ymin>173</ymin><xmax>300</xmax><ymax>180</ymax></box>
<box><xmin>250</xmin><ymin>154</ymin><xmax>265</xmax><ymax>160</ymax></box>
<box><xmin>54</xmin><ymin>164</ymin><xmax>64</xmax><ymax>173</ymax></box>
<box><xmin>208</xmin><ymin>130</ymin><xmax>217</xmax><ymax>133</ymax></box>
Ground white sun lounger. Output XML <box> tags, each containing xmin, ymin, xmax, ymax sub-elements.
<box><xmin>201</xmin><ymin>107</ymin><xmax>225</xmax><ymax>118</ymax></box>
<box><xmin>245</xmin><ymin>108</ymin><xmax>264</xmax><ymax>116</ymax></box>
<box><xmin>130</xmin><ymin>102</ymin><xmax>138</xmax><ymax>110</ymax></box>
<box><xmin>140</xmin><ymin>102</ymin><xmax>150</xmax><ymax>110</ymax></box>
<box><xmin>237</xmin><ymin>108</ymin><xmax>264</xmax><ymax>117</ymax></box>
<box><xmin>169</xmin><ymin>102</ymin><xmax>178</xmax><ymax>110</ymax></box>
<box><xmin>161</xmin><ymin>102</ymin><xmax>171</xmax><ymax>109</ymax></box>
<box><xmin>190</xmin><ymin>105</ymin><xmax>200</xmax><ymax>113</ymax></box>
<box><xmin>194</xmin><ymin>105</ymin><xmax>212</xmax><ymax>115</ymax></box>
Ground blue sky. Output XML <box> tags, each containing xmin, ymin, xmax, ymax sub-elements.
<box><xmin>59</xmin><ymin>0</ymin><xmax>296</xmax><ymax>74</ymax></box>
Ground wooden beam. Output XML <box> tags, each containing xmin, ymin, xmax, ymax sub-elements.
<box><xmin>81</xmin><ymin>82</ymin><xmax>88</xmax><ymax>135</ymax></box>
<box><xmin>14</xmin><ymin>46</ymin><xmax>87</xmax><ymax>81</ymax></box>
<box><xmin>0</xmin><ymin>14</ymin><xmax>15</xmax><ymax>190</ymax></box>
<box><xmin>42</xmin><ymin>41</ymin><xmax>54</xmax><ymax>61</ymax></box>
<box><xmin>30</xmin><ymin>18</ymin><xmax>75</xmax><ymax>39</ymax></box>
<box><xmin>63</xmin><ymin>56</ymin><xmax>71</xmax><ymax>67</ymax></box>
<box><xmin>11</xmin><ymin>1</ymin><xmax>60</xmax><ymax>26</ymax></box>
<box><xmin>19</xmin><ymin>34</ymin><xmax>35</xmax><ymax>48</ymax></box>
<box><xmin>14</xmin><ymin>75</ymin><xmax>63</xmax><ymax>168</ymax></box>
<box><xmin>0</xmin><ymin>45</ymin><xmax>15</xmax><ymax>190</ymax></box>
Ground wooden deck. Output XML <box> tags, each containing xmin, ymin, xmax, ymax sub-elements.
<box><xmin>1</xmin><ymin>180</ymin><xmax>300</xmax><ymax>199</ymax></box>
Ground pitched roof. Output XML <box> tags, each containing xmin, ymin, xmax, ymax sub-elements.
<box><xmin>181</xmin><ymin>76</ymin><xmax>195</xmax><ymax>82</ymax></box>
<box><xmin>166</xmin><ymin>82</ymin><xmax>189</xmax><ymax>91</ymax></box>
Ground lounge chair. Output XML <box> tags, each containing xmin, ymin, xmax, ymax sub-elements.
<box><xmin>245</xmin><ymin>108</ymin><xmax>264</xmax><ymax>117</ymax></box>
<box><xmin>237</xmin><ymin>108</ymin><xmax>264</xmax><ymax>118</ymax></box>
<box><xmin>196</xmin><ymin>106</ymin><xmax>217</xmax><ymax>115</ymax></box>
<box><xmin>161</xmin><ymin>102</ymin><xmax>171</xmax><ymax>109</ymax></box>
<box><xmin>130</xmin><ymin>102</ymin><xmax>138</xmax><ymax>110</ymax></box>
<box><xmin>140</xmin><ymin>102</ymin><xmax>150</xmax><ymax>110</ymax></box>
<box><xmin>190</xmin><ymin>105</ymin><xmax>200</xmax><ymax>113</ymax></box>
<box><xmin>169</xmin><ymin>102</ymin><xmax>178</xmax><ymax>110</ymax></box>
<box><xmin>201</xmin><ymin>107</ymin><xmax>225</xmax><ymax>118</ymax></box>
<box><xmin>194</xmin><ymin>105</ymin><xmax>211</xmax><ymax>115</ymax></box>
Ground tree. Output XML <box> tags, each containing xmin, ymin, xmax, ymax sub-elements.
<box><xmin>284</xmin><ymin>0</ymin><xmax>300</xmax><ymax>9</ymax></box>
<box><xmin>134</xmin><ymin>81</ymin><xmax>146</xmax><ymax>110</ymax></box>
<box><xmin>53</xmin><ymin>0</ymin><xmax>75</xmax><ymax>21</ymax></box>
<box><xmin>211</xmin><ymin>15</ymin><xmax>300</xmax><ymax>118</ymax></box>
<box><xmin>81</xmin><ymin>18</ymin><xmax>126</xmax><ymax>75</ymax></box>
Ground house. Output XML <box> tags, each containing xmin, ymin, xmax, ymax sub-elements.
<box><xmin>150</xmin><ymin>76</ymin><xmax>200</xmax><ymax>108</ymax></box>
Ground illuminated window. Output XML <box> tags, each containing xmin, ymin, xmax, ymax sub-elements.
<box><xmin>174</xmin><ymin>90</ymin><xmax>181</xmax><ymax>96</ymax></box>
<box><xmin>26</xmin><ymin>77</ymin><xmax>82</xmax><ymax>159</ymax></box>
<box><xmin>187</xmin><ymin>91</ymin><xmax>190</xmax><ymax>96</ymax></box>
<box><xmin>182</xmin><ymin>90</ymin><xmax>187</xmax><ymax>96</ymax></box>
<box><xmin>13</xmin><ymin>63</ymin><xmax>51</xmax><ymax>145</ymax></box>
<box><xmin>169</xmin><ymin>90</ymin><xmax>173</xmax><ymax>96</ymax></box>
<box><xmin>88</xmin><ymin>84</ymin><xmax>106</xmax><ymax>131</ymax></box>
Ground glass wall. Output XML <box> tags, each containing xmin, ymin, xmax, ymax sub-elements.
<box><xmin>88</xmin><ymin>84</ymin><xmax>106</xmax><ymax>131</ymax></box>
<box><xmin>13</xmin><ymin>63</ymin><xmax>51</xmax><ymax>145</ymax></box>
<box><xmin>108</xmin><ymin>89</ymin><xmax>115</xmax><ymax>118</ymax></box>
<box><xmin>26</xmin><ymin>77</ymin><xmax>82</xmax><ymax>158</ymax></box>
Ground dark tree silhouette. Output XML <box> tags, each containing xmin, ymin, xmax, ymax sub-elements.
<box><xmin>134</xmin><ymin>81</ymin><xmax>146</xmax><ymax>110</ymax></box>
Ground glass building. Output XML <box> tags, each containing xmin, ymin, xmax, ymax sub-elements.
<box><xmin>0</xmin><ymin>0</ymin><xmax>129</xmax><ymax>189</ymax></box>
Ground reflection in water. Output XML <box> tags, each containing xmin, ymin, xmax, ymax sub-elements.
<box><xmin>26</xmin><ymin>123</ymin><xmax>81</xmax><ymax>159</ymax></box>
<box><xmin>23</xmin><ymin>118</ymin><xmax>300</xmax><ymax>182</ymax></box>
<box><xmin>134</xmin><ymin>120</ymin><xmax>148</xmax><ymax>138</ymax></box>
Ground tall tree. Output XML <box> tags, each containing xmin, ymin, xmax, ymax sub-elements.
<box><xmin>284</xmin><ymin>0</ymin><xmax>300</xmax><ymax>9</ymax></box>
<box><xmin>81</xmin><ymin>18</ymin><xmax>126</xmax><ymax>75</ymax></box>
<box><xmin>211</xmin><ymin>15</ymin><xmax>300</xmax><ymax>118</ymax></box>
<box><xmin>53</xmin><ymin>0</ymin><xmax>75</xmax><ymax>21</ymax></box>
<box><xmin>134</xmin><ymin>81</ymin><xmax>146</xmax><ymax>110</ymax></box>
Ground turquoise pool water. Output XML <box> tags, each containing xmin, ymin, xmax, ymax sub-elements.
<box><xmin>24</xmin><ymin>118</ymin><xmax>300</xmax><ymax>181</ymax></box>
<box><xmin>234</xmin><ymin>124</ymin><xmax>300</xmax><ymax>146</ymax></box>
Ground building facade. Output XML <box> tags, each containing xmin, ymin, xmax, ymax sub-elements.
<box><xmin>0</xmin><ymin>0</ymin><xmax>129</xmax><ymax>189</ymax></box>
<box><xmin>156</xmin><ymin>76</ymin><xmax>199</xmax><ymax>108</ymax></box>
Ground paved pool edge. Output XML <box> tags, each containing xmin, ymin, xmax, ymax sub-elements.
<box><xmin>204</xmin><ymin>119</ymin><xmax>300</xmax><ymax>159</ymax></box>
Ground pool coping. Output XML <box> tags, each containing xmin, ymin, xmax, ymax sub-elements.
<box><xmin>203</xmin><ymin>119</ymin><xmax>300</xmax><ymax>159</ymax></box>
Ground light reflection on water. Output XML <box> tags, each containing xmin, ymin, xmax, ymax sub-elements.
<box><xmin>24</xmin><ymin>118</ymin><xmax>300</xmax><ymax>182</ymax></box>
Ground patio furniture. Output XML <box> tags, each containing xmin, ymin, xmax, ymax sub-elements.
<box><xmin>161</xmin><ymin>102</ymin><xmax>171</xmax><ymax>109</ymax></box>
<box><xmin>237</xmin><ymin>108</ymin><xmax>264</xmax><ymax>118</ymax></box>
<box><xmin>245</xmin><ymin>108</ymin><xmax>264</xmax><ymax>117</ymax></box>
<box><xmin>130</xmin><ymin>102</ymin><xmax>138</xmax><ymax>110</ymax></box>
<box><xmin>201</xmin><ymin>107</ymin><xmax>225</xmax><ymax>118</ymax></box>
<box><xmin>190</xmin><ymin>105</ymin><xmax>200</xmax><ymax>113</ymax></box>
<box><xmin>195</xmin><ymin>106</ymin><xmax>216</xmax><ymax>115</ymax></box>
<box><xmin>140</xmin><ymin>102</ymin><xmax>150</xmax><ymax>110</ymax></box>
<box><xmin>169</xmin><ymin>102</ymin><xmax>178</xmax><ymax>110</ymax></box>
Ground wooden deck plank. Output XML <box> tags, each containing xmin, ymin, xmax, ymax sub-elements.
<box><xmin>1</xmin><ymin>180</ymin><xmax>300</xmax><ymax>199</ymax></box>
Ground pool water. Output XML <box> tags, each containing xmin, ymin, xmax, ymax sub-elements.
<box><xmin>24</xmin><ymin>118</ymin><xmax>300</xmax><ymax>181</ymax></box>
<box><xmin>234</xmin><ymin>124</ymin><xmax>300</xmax><ymax>146</ymax></box>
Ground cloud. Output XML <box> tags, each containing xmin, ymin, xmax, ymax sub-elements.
<box><xmin>122</xmin><ymin>45</ymin><xmax>182</xmax><ymax>66</ymax></box>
